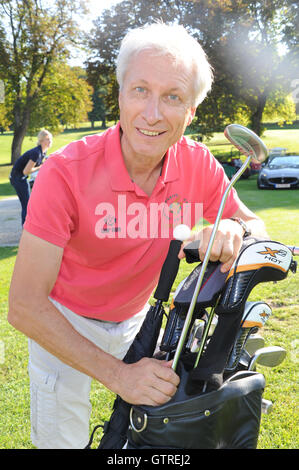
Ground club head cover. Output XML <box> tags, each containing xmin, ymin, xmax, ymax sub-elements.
<box><xmin>216</xmin><ymin>238</ymin><xmax>293</xmax><ymax>315</ymax></box>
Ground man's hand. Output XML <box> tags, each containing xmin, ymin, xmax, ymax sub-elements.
<box><xmin>178</xmin><ymin>218</ymin><xmax>244</xmax><ymax>273</ymax></box>
<box><xmin>116</xmin><ymin>358</ymin><xmax>180</xmax><ymax>406</ymax></box>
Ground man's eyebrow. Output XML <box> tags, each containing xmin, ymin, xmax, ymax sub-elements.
<box><xmin>132</xmin><ymin>79</ymin><xmax>148</xmax><ymax>85</ymax></box>
<box><xmin>168</xmin><ymin>88</ymin><xmax>181</xmax><ymax>93</ymax></box>
<box><xmin>132</xmin><ymin>79</ymin><xmax>182</xmax><ymax>91</ymax></box>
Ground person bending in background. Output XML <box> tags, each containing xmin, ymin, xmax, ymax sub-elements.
<box><xmin>9</xmin><ymin>129</ymin><xmax>53</xmax><ymax>225</ymax></box>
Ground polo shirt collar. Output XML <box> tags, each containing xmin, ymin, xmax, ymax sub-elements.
<box><xmin>105</xmin><ymin>122</ymin><xmax>179</xmax><ymax>192</ymax></box>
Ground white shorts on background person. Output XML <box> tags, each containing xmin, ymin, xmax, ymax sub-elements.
<box><xmin>28</xmin><ymin>297</ymin><xmax>148</xmax><ymax>449</ymax></box>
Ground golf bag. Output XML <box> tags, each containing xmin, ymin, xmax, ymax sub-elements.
<box><xmin>91</xmin><ymin>237</ymin><xmax>295</xmax><ymax>449</ymax></box>
<box><xmin>128</xmin><ymin>368</ymin><xmax>265</xmax><ymax>449</ymax></box>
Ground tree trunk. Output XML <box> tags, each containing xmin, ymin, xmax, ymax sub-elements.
<box><xmin>11</xmin><ymin>103</ymin><xmax>31</xmax><ymax>165</ymax></box>
<box><xmin>250</xmin><ymin>93</ymin><xmax>267</xmax><ymax>136</ymax></box>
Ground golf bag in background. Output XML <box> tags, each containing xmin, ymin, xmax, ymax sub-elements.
<box><xmin>93</xmin><ymin>238</ymin><xmax>294</xmax><ymax>450</ymax></box>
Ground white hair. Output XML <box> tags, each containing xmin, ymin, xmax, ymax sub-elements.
<box><xmin>116</xmin><ymin>22</ymin><xmax>214</xmax><ymax>107</ymax></box>
<box><xmin>37</xmin><ymin>129</ymin><xmax>52</xmax><ymax>145</ymax></box>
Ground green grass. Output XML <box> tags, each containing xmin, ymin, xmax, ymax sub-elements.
<box><xmin>0</xmin><ymin>177</ymin><xmax>298</xmax><ymax>449</ymax></box>
<box><xmin>0</xmin><ymin>124</ymin><xmax>298</xmax><ymax>449</ymax></box>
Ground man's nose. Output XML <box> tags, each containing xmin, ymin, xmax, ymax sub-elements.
<box><xmin>142</xmin><ymin>95</ymin><xmax>163</xmax><ymax>125</ymax></box>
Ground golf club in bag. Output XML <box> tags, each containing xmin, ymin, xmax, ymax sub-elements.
<box><xmin>88</xmin><ymin>124</ymin><xmax>298</xmax><ymax>449</ymax></box>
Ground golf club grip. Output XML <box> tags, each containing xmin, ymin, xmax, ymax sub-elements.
<box><xmin>154</xmin><ymin>239</ymin><xmax>182</xmax><ymax>301</ymax></box>
<box><xmin>183</xmin><ymin>239</ymin><xmax>201</xmax><ymax>263</ymax></box>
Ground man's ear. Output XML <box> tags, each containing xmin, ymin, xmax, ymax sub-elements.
<box><xmin>187</xmin><ymin>107</ymin><xmax>196</xmax><ymax>126</ymax></box>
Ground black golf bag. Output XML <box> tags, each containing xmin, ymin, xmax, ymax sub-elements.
<box><xmin>90</xmin><ymin>237</ymin><xmax>295</xmax><ymax>450</ymax></box>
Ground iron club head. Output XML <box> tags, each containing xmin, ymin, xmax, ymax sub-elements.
<box><xmin>224</xmin><ymin>124</ymin><xmax>268</xmax><ymax>163</ymax></box>
<box><xmin>248</xmin><ymin>346</ymin><xmax>286</xmax><ymax>371</ymax></box>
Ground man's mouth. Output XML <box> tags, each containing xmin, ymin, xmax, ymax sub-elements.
<box><xmin>137</xmin><ymin>128</ymin><xmax>165</xmax><ymax>137</ymax></box>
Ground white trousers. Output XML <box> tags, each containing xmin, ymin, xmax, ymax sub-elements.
<box><xmin>28</xmin><ymin>298</ymin><xmax>148</xmax><ymax>449</ymax></box>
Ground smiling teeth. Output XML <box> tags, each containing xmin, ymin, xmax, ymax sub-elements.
<box><xmin>139</xmin><ymin>129</ymin><xmax>161</xmax><ymax>136</ymax></box>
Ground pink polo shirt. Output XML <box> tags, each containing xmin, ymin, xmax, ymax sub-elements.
<box><xmin>24</xmin><ymin>123</ymin><xmax>241</xmax><ymax>321</ymax></box>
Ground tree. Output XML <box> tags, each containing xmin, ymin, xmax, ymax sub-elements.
<box><xmin>27</xmin><ymin>63</ymin><xmax>93</xmax><ymax>134</ymax></box>
<box><xmin>280</xmin><ymin>0</ymin><xmax>299</xmax><ymax>113</ymax></box>
<box><xmin>0</xmin><ymin>0</ymin><xmax>87</xmax><ymax>164</ymax></box>
<box><xmin>213</xmin><ymin>0</ymin><xmax>296</xmax><ymax>135</ymax></box>
<box><xmin>86</xmin><ymin>0</ymin><xmax>297</xmax><ymax>136</ymax></box>
<box><xmin>183</xmin><ymin>0</ymin><xmax>296</xmax><ymax>135</ymax></box>
<box><xmin>88</xmin><ymin>86</ymin><xmax>107</xmax><ymax>128</ymax></box>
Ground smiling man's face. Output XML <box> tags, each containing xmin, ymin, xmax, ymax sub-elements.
<box><xmin>118</xmin><ymin>49</ymin><xmax>196</xmax><ymax>165</ymax></box>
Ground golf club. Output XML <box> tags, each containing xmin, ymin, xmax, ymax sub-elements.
<box><xmin>248</xmin><ymin>346</ymin><xmax>287</xmax><ymax>371</ymax></box>
<box><xmin>245</xmin><ymin>334</ymin><xmax>265</xmax><ymax>356</ymax></box>
<box><xmin>172</xmin><ymin>124</ymin><xmax>268</xmax><ymax>372</ymax></box>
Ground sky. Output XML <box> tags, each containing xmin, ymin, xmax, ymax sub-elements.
<box><xmin>69</xmin><ymin>0</ymin><xmax>122</xmax><ymax>65</ymax></box>
<box><xmin>85</xmin><ymin>0</ymin><xmax>122</xmax><ymax>24</ymax></box>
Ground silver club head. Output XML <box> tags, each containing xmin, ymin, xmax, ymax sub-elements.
<box><xmin>245</xmin><ymin>334</ymin><xmax>265</xmax><ymax>356</ymax></box>
<box><xmin>248</xmin><ymin>346</ymin><xmax>286</xmax><ymax>371</ymax></box>
<box><xmin>224</xmin><ymin>124</ymin><xmax>268</xmax><ymax>163</ymax></box>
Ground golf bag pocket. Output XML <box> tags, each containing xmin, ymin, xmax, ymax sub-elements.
<box><xmin>127</xmin><ymin>367</ymin><xmax>265</xmax><ymax>449</ymax></box>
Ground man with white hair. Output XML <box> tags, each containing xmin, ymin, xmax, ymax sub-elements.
<box><xmin>8</xmin><ymin>23</ymin><xmax>268</xmax><ymax>449</ymax></box>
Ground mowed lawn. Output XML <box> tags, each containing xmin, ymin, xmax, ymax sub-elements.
<box><xmin>0</xmin><ymin>126</ymin><xmax>298</xmax><ymax>449</ymax></box>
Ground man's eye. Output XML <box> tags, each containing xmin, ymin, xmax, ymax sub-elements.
<box><xmin>135</xmin><ymin>87</ymin><xmax>146</xmax><ymax>93</ymax></box>
<box><xmin>166</xmin><ymin>94</ymin><xmax>181</xmax><ymax>104</ymax></box>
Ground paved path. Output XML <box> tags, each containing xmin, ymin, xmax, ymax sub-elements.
<box><xmin>0</xmin><ymin>197</ymin><xmax>22</xmax><ymax>246</ymax></box>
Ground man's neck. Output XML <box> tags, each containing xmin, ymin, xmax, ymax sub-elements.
<box><xmin>127</xmin><ymin>158</ymin><xmax>164</xmax><ymax>197</ymax></box>
<box><xmin>120</xmin><ymin>130</ymin><xmax>165</xmax><ymax>196</ymax></box>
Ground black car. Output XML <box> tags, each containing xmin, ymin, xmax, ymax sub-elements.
<box><xmin>257</xmin><ymin>155</ymin><xmax>299</xmax><ymax>189</ymax></box>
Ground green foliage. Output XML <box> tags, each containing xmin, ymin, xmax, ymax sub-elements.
<box><xmin>27</xmin><ymin>63</ymin><xmax>93</xmax><ymax>135</ymax></box>
<box><xmin>263</xmin><ymin>90</ymin><xmax>297</xmax><ymax>125</ymax></box>
<box><xmin>85</xmin><ymin>0</ymin><xmax>297</xmax><ymax>135</ymax></box>
<box><xmin>0</xmin><ymin>0</ymin><xmax>89</xmax><ymax>162</ymax></box>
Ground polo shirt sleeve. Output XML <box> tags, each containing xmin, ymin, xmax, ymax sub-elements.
<box><xmin>24</xmin><ymin>157</ymin><xmax>78</xmax><ymax>248</ymax></box>
<box><xmin>27</xmin><ymin>147</ymin><xmax>40</xmax><ymax>163</ymax></box>
<box><xmin>202</xmin><ymin>150</ymin><xmax>241</xmax><ymax>223</ymax></box>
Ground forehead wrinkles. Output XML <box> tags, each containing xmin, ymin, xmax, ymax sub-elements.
<box><xmin>124</xmin><ymin>50</ymin><xmax>194</xmax><ymax>98</ymax></box>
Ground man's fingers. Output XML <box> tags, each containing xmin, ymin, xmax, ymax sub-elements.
<box><xmin>195</xmin><ymin>222</ymin><xmax>243</xmax><ymax>269</ymax></box>
<box><xmin>118</xmin><ymin>358</ymin><xmax>180</xmax><ymax>406</ymax></box>
<box><xmin>153</xmin><ymin>359</ymin><xmax>180</xmax><ymax>386</ymax></box>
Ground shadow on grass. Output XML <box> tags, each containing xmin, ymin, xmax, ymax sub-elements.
<box><xmin>0</xmin><ymin>181</ymin><xmax>15</xmax><ymax>198</ymax></box>
<box><xmin>0</xmin><ymin>246</ymin><xmax>18</xmax><ymax>261</ymax></box>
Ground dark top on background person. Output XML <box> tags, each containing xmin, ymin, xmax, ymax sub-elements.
<box><xmin>11</xmin><ymin>145</ymin><xmax>47</xmax><ymax>178</ymax></box>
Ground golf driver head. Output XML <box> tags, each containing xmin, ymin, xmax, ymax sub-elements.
<box><xmin>224</xmin><ymin>124</ymin><xmax>268</xmax><ymax>163</ymax></box>
<box><xmin>248</xmin><ymin>346</ymin><xmax>286</xmax><ymax>371</ymax></box>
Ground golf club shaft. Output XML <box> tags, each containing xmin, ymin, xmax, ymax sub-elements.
<box><xmin>172</xmin><ymin>156</ymin><xmax>252</xmax><ymax>371</ymax></box>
